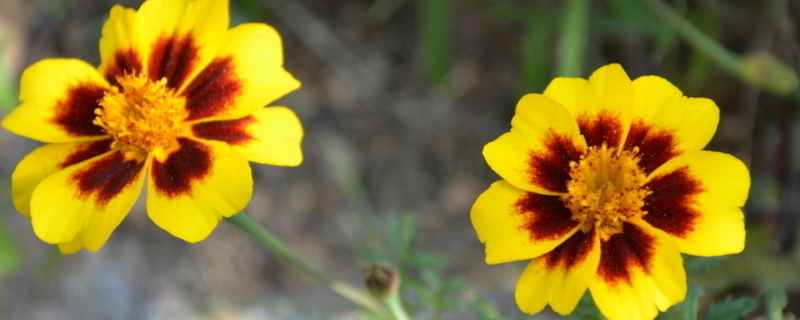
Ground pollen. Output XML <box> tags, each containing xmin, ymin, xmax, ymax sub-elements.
<box><xmin>95</xmin><ymin>73</ymin><xmax>186</xmax><ymax>158</ymax></box>
<box><xmin>562</xmin><ymin>144</ymin><xmax>651</xmax><ymax>240</ymax></box>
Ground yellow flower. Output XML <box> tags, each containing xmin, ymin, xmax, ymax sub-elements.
<box><xmin>471</xmin><ymin>64</ymin><xmax>749</xmax><ymax>320</ymax></box>
<box><xmin>1</xmin><ymin>0</ymin><xmax>302</xmax><ymax>254</ymax></box>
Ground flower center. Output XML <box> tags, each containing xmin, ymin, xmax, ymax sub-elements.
<box><xmin>95</xmin><ymin>74</ymin><xmax>186</xmax><ymax>158</ymax></box>
<box><xmin>561</xmin><ymin>144</ymin><xmax>651</xmax><ymax>240</ymax></box>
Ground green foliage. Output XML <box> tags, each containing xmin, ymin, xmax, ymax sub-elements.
<box><xmin>471</xmin><ymin>296</ymin><xmax>511</xmax><ymax>320</ymax></box>
<box><xmin>658</xmin><ymin>283</ymin><xmax>703</xmax><ymax>320</ymax></box>
<box><xmin>521</xmin><ymin>12</ymin><xmax>554</xmax><ymax>94</ymax></box>
<box><xmin>358</xmin><ymin>212</ymin><xmax>467</xmax><ymax>319</ymax></box>
<box><xmin>556</xmin><ymin>0</ymin><xmax>589</xmax><ymax>78</ymax></box>
<box><xmin>684</xmin><ymin>255</ymin><xmax>725</xmax><ymax>275</ymax></box>
<box><xmin>0</xmin><ymin>225</ymin><xmax>20</xmax><ymax>278</ymax></box>
<box><xmin>569</xmin><ymin>293</ymin><xmax>606</xmax><ymax>320</ymax></box>
<box><xmin>420</xmin><ymin>0</ymin><xmax>451</xmax><ymax>89</ymax></box>
<box><xmin>0</xmin><ymin>43</ymin><xmax>16</xmax><ymax>113</ymax></box>
<box><xmin>701</xmin><ymin>296</ymin><xmax>759</xmax><ymax>320</ymax></box>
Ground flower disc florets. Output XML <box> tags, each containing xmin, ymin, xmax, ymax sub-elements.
<box><xmin>562</xmin><ymin>144</ymin><xmax>651</xmax><ymax>240</ymax></box>
<box><xmin>95</xmin><ymin>73</ymin><xmax>186</xmax><ymax>156</ymax></box>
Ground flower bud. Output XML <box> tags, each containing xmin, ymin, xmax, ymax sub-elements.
<box><xmin>363</xmin><ymin>262</ymin><xmax>400</xmax><ymax>299</ymax></box>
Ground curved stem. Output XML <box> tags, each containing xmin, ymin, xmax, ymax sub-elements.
<box><xmin>383</xmin><ymin>294</ymin><xmax>412</xmax><ymax>320</ymax></box>
<box><xmin>637</xmin><ymin>0</ymin><xmax>742</xmax><ymax>76</ymax></box>
<box><xmin>226</xmin><ymin>212</ymin><xmax>383</xmax><ymax>313</ymax></box>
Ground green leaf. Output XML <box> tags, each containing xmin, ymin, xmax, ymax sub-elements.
<box><xmin>684</xmin><ymin>255</ymin><xmax>725</xmax><ymax>275</ymax></box>
<box><xmin>420</xmin><ymin>0</ymin><xmax>451</xmax><ymax>89</ymax></box>
<box><xmin>355</xmin><ymin>245</ymin><xmax>391</xmax><ymax>263</ymax></box>
<box><xmin>556</xmin><ymin>0</ymin><xmax>590</xmax><ymax>77</ymax></box>
<box><xmin>0</xmin><ymin>42</ymin><xmax>17</xmax><ymax>113</ymax></box>
<box><xmin>407</xmin><ymin>252</ymin><xmax>444</xmax><ymax>269</ymax></box>
<box><xmin>569</xmin><ymin>292</ymin><xmax>606</xmax><ymax>320</ymax></box>
<box><xmin>0</xmin><ymin>224</ymin><xmax>21</xmax><ymax>278</ymax></box>
<box><xmin>701</xmin><ymin>296</ymin><xmax>758</xmax><ymax>320</ymax></box>
<box><xmin>520</xmin><ymin>13</ymin><xmax>554</xmax><ymax>94</ymax></box>
<box><xmin>387</xmin><ymin>213</ymin><xmax>419</xmax><ymax>260</ymax></box>
<box><xmin>662</xmin><ymin>283</ymin><xmax>703</xmax><ymax>320</ymax></box>
<box><xmin>471</xmin><ymin>297</ymin><xmax>510</xmax><ymax>320</ymax></box>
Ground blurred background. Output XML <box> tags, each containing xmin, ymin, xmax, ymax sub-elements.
<box><xmin>0</xmin><ymin>0</ymin><xmax>798</xmax><ymax>319</ymax></box>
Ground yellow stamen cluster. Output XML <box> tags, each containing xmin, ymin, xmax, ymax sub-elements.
<box><xmin>562</xmin><ymin>144</ymin><xmax>651</xmax><ymax>240</ymax></box>
<box><xmin>95</xmin><ymin>74</ymin><xmax>186</xmax><ymax>158</ymax></box>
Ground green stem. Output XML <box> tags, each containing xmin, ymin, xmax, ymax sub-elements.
<box><xmin>638</xmin><ymin>0</ymin><xmax>800</xmax><ymax>98</ymax></box>
<box><xmin>226</xmin><ymin>212</ymin><xmax>383</xmax><ymax>313</ymax></box>
<box><xmin>637</xmin><ymin>0</ymin><xmax>743</xmax><ymax>77</ymax></box>
<box><xmin>556</xmin><ymin>0</ymin><xmax>590</xmax><ymax>77</ymax></box>
<box><xmin>383</xmin><ymin>294</ymin><xmax>412</xmax><ymax>320</ymax></box>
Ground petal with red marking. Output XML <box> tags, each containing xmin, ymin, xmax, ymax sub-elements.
<box><xmin>471</xmin><ymin>181</ymin><xmax>580</xmax><ymax>264</ymax></box>
<box><xmin>590</xmin><ymin>220</ymin><xmax>686</xmax><ymax>320</ymax></box>
<box><xmin>543</xmin><ymin>64</ymin><xmax>633</xmax><ymax>149</ymax></box>
<box><xmin>182</xmin><ymin>24</ymin><xmax>300</xmax><ymax>121</ymax></box>
<box><xmin>29</xmin><ymin>151</ymin><xmax>146</xmax><ymax>251</ymax></box>
<box><xmin>98</xmin><ymin>5</ymin><xmax>143</xmax><ymax>85</ymax></box>
<box><xmin>515</xmin><ymin>229</ymin><xmax>600</xmax><ymax>315</ymax></box>
<box><xmin>147</xmin><ymin>139</ymin><xmax>252</xmax><ymax>242</ymax></box>
<box><xmin>192</xmin><ymin>107</ymin><xmax>303</xmax><ymax>166</ymax></box>
<box><xmin>484</xmin><ymin>93</ymin><xmax>585</xmax><ymax>195</ymax></box>
<box><xmin>2</xmin><ymin>59</ymin><xmax>109</xmax><ymax>143</ymax></box>
<box><xmin>624</xmin><ymin>76</ymin><xmax>719</xmax><ymax>173</ymax></box>
<box><xmin>643</xmin><ymin>151</ymin><xmax>749</xmax><ymax>256</ymax></box>
<box><xmin>11</xmin><ymin>140</ymin><xmax>113</xmax><ymax>217</ymax></box>
<box><xmin>136</xmin><ymin>0</ymin><xmax>228</xmax><ymax>90</ymax></box>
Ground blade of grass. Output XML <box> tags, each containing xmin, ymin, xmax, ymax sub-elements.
<box><xmin>420</xmin><ymin>0</ymin><xmax>451</xmax><ymax>89</ymax></box>
<box><xmin>556</xmin><ymin>0</ymin><xmax>589</xmax><ymax>77</ymax></box>
<box><xmin>521</xmin><ymin>11</ymin><xmax>553</xmax><ymax>94</ymax></box>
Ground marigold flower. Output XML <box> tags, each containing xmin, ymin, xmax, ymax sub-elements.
<box><xmin>1</xmin><ymin>0</ymin><xmax>302</xmax><ymax>253</ymax></box>
<box><xmin>471</xmin><ymin>64</ymin><xmax>749</xmax><ymax>320</ymax></box>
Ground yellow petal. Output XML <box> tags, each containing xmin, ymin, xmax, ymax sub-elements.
<box><xmin>136</xmin><ymin>0</ymin><xmax>228</xmax><ymax>90</ymax></box>
<box><xmin>483</xmin><ymin>93</ymin><xmax>585</xmax><ymax>195</ymax></box>
<box><xmin>544</xmin><ymin>64</ymin><xmax>633</xmax><ymax>149</ymax></box>
<box><xmin>11</xmin><ymin>140</ymin><xmax>113</xmax><ymax>217</ymax></box>
<box><xmin>471</xmin><ymin>181</ymin><xmax>580</xmax><ymax>264</ymax></box>
<box><xmin>30</xmin><ymin>151</ymin><xmax>146</xmax><ymax>251</ymax></box>
<box><xmin>590</xmin><ymin>220</ymin><xmax>686</xmax><ymax>320</ymax></box>
<box><xmin>146</xmin><ymin>139</ymin><xmax>252</xmax><ymax>242</ymax></box>
<box><xmin>57</xmin><ymin>236</ymin><xmax>86</xmax><ymax>254</ymax></box>
<box><xmin>515</xmin><ymin>229</ymin><xmax>600</xmax><ymax>315</ymax></box>
<box><xmin>192</xmin><ymin>107</ymin><xmax>304</xmax><ymax>166</ymax></box>
<box><xmin>98</xmin><ymin>5</ymin><xmax>143</xmax><ymax>83</ymax></box>
<box><xmin>643</xmin><ymin>151</ymin><xmax>749</xmax><ymax>256</ymax></box>
<box><xmin>624</xmin><ymin>76</ymin><xmax>719</xmax><ymax>173</ymax></box>
<box><xmin>182</xmin><ymin>23</ymin><xmax>301</xmax><ymax>121</ymax></box>
<box><xmin>2</xmin><ymin>59</ymin><xmax>109</xmax><ymax>143</ymax></box>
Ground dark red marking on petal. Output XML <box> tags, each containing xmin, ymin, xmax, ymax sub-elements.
<box><xmin>543</xmin><ymin>228</ymin><xmax>597</xmax><ymax>270</ymax></box>
<box><xmin>515</xmin><ymin>192</ymin><xmax>579</xmax><ymax>241</ymax></box>
<box><xmin>576</xmin><ymin>111</ymin><xmax>623</xmax><ymax>148</ymax></box>
<box><xmin>192</xmin><ymin>116</ymin><xmax>255</xmax><ymax>145</ymax></box>
<box><xmin>72</xmin><ymin>151</ymin><xmax>145</xmax><ymax>206</ymax></box>
<box><xmin>51</xmin><ymin>83</ymin><xmax>107</xmax><ymax>137</ymax></box>
<box><xmin>643</xmin><ymin>167</ymin><xmax>704</xmax><ymax>238</ymax></box>
<box><xmin>527</xmin><ymin>131</ymin><xmax>584</xmax><ymax>193</ymax></box>
<box><xmin>151</xmin><ymin>138</ymin><xmax>213</xmax><ymax>197</ymax></box>
<box><xmin>182</xmin><ymin>57</ymin><xmax>242</xmax><ymax>121</ymax></box>
<box><xmin>597</xmin><ymin>223</ymin><xmax>655</xmax><ymax>285</ymax></box>
<box><xmin>624</xmin><ymin>120</ymin><xmax>680</xmax><ymax>174</ymax></box>
<box><xmin>59</xmin><ymin>139</ymin><xmax>114</xmax><ymax>169</ymax></box>
<box><xmin>104</xmin><ymin>49</ymin><xmax>143</xmax><ymax>87</ymax></box>
<box><xmin>148</xmin><ymin>35</ymin><xmax>199</xmax><ymax>89</ymax></box>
